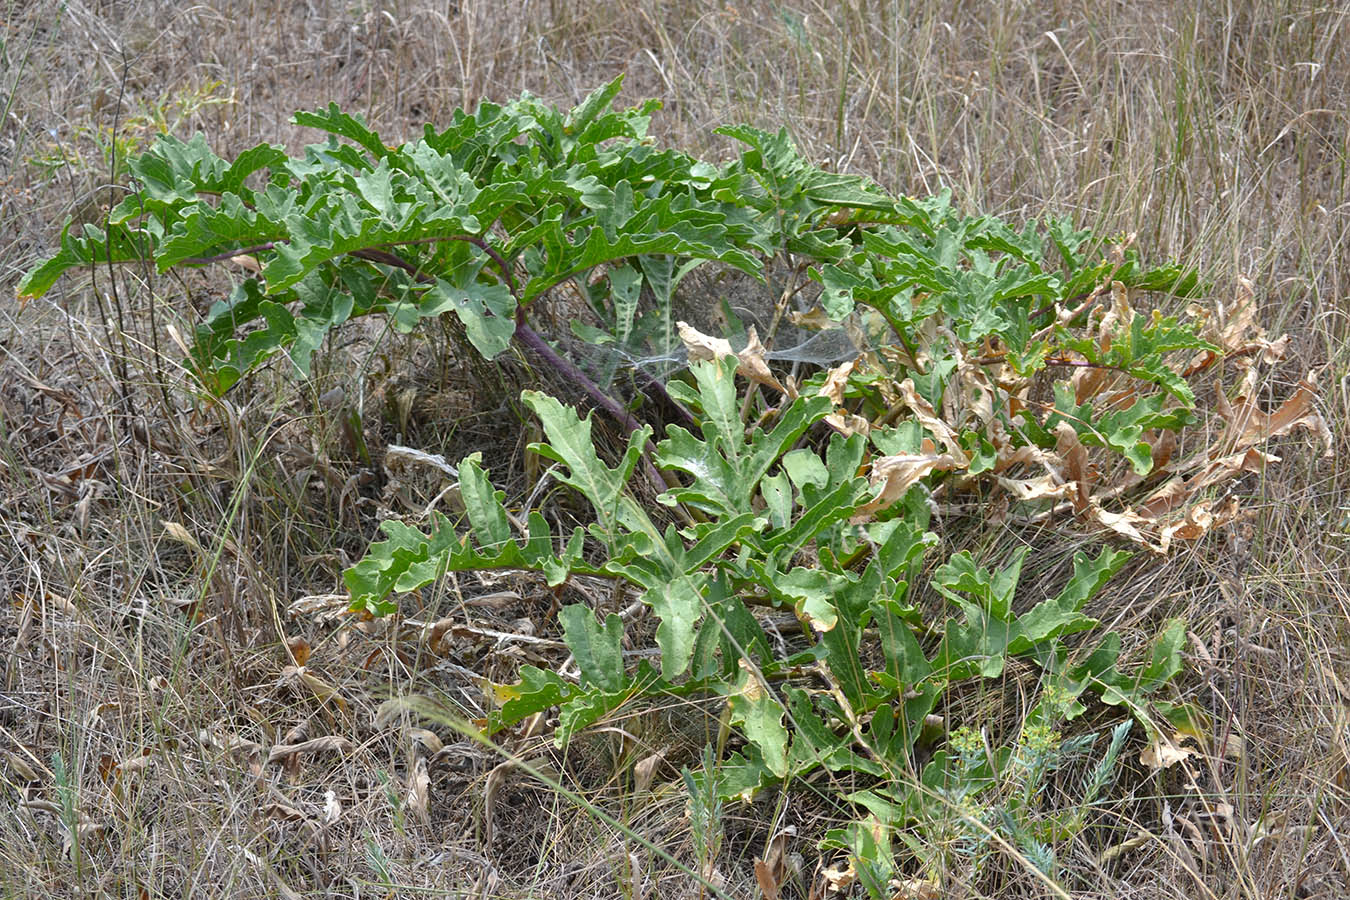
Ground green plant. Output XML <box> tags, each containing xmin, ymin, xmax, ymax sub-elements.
<box><xmin>836</xmin><ymin>704</ymin><xmax>1137</xmax><ymax>894</ymax></box>
<box><xmin>345</xmin><ymin>358</ymin><xmax>1190</xmax><ymax>884</ymax></box>
<box><xmin>19</xmin><ymin>84</ymin><xmax>1223</xmax><ymax>886</ymax></box>
<box><xmin>19</xmin><ymin>77</ymin><xmax>763</xmax><ymax>438</ymax></box>
<box><xmin>17</xmin><ymin>81</ymin><xmax>1215</xmax><ymax>488</ymax></box>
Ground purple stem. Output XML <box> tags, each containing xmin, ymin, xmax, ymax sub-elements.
<box><xmin>515</xmin><ymin>317</ymin><xmax>671</xmax><ymax>491</ymax></box>
<box><xmin>514</xmin><ymin>318</ymin><xmax>646</xmax><ymax>435</ymax></box>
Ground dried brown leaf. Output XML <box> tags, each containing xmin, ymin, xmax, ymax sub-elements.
<box><xmin>1141</xmin><ymin>732</ymin><xmax>1202</xmax><ymax>770</ymax></box>
<box><xmin>753</xmin><ymin>859</ymin><xmax>781</xmax><ymax>900</ymax></box>
<box><xmin>483</xmin><ymin>760</ymin><xmax>512</xmax><ymax>848</ymax></box>
<box><xmin>820</xmin><ymin>860</ymin><xmax>857</xmax><ymax>892</ymax></box>
<box><xmin>817</xmin><ymin>359</ymin><xmax>856</xmax><ymax>406</ymax></box>
<box><xmin>161</xmin><ymin>521</ymin><xmax>202</xmax><ymax>555</ymax></box>
<box><xmin>890</xmin><ymin>879</ymin><xmax>942</xmax><ymax>900</ymax></box>
<box><xmin>116</xmin><ymin>750</ymin><xmax>155</xmax><ymax>777</ymax></box>
<box><xmin>754</xmin><ymin>828</ymin><xmax>793</xmax><ymax>900</ymax></box>
<box><xmin>407</xmin><ymin>728</ymin><xmax>444</xmax><ymax>754</ymax></box>
<box><xmin>853</xmin><ymin>443</ymin><xmax>965</xmax><ymax>520</ymax></box>
<box><xmin>1185</xmin><ymin>275</ymin><xmax>1291</xmax><ymax>374</ymax></box>
<box><xmin>633</xmin><ymin>748</ymin><xmax>667</xmax><ymax>795</ymax></box>
<box><xmin>1189</xmin><ymin>447</ymin><xmax>1278</xmax><ymax>494</ymax></box>
<box><xmin>6</xmin><ymin>751</ymin><xmax>42</xmax><ymax>783</ymax></box>
<box><xmin>407</xmin><ymin>755</ymin><xmax>431</xmax><ymax>825</ymax></box>
<box><xmin>261</xmin><ymin>801</ymin><xmax>310</xmax><ymax>823</ymax></box>
<box><xmin>287</xmin><ymin>593</ymin><xmax>351</xmax><ymax>621</ymax></box>
<box><xmin>1220</xmin><ymin>371</ymin><xmax>1334</xmax><ymax>457</ymax></box>
<box><xmin>677</xmin><ymin>321</ymin><xmax>789</xmax><ymax>395</ymax></box>
<box><xmin>996</xmin><ymin>474</ymin><xmax>1071</xmax><ymax>502</ymax></box>
<box><xmin>992</xmin><ymin>441</ymin><xmax>1059</xmax><ymax>474</ymax></box>
<box><xmin>286</xmin><ymin>637</ymin><xmax>311</xmax><ymax>667</ymax></box>
<box><xmin>897</xmin><ymin>379</ymin><xmax>965</xmax><ymax>457</ymax></box>
<box><xmin>267</xmin><ymin>735</ymin><xmax>353</xmax><ymax>764</ymax></box>
<box><xmin>322</xmin><ymin>789</ymin><xmax>342</xmax><ymax>825</ymax></box>
<box><xmin>278</xmin><ymin>665</ymin><xmax>348</xmax><ymax>713</ymax></box>
<box><xmin>1054</xmin><ymin>422</ymin><xmax>1094</xmax><ymax>512</ymax></box>
<box><xmin>825</xmin><ymin>411</ymin><xmax>871</xmax><ymax>437</ymax></box>
<box><xmin>1145</xmin><ymin>747</ymin><xmax>1197</xmax><ymax>780</ymax></box>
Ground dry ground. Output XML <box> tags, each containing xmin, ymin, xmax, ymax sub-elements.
<box><xmin>1</xmin><ymin>1</ymin><xmax>1348</xmax><ymax>897</ymax></box>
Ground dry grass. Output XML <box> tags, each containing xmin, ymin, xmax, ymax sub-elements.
<box><xmin>2</xmin><ymin>0</ymin><xmax>1348</xmax><ymax>897</ymax></box>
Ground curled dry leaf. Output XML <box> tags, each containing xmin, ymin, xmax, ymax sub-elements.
<box><xmin>323</xmin><ymin>789</ymin><xmax>342</xmax><ymax>825</ymax></box>
<box><xmin>287</xmin><ymin>593</ymin><xmax>350</xmax><ymax>622</ymax></box>
<box><xmin>406</xmin><ymin>755</ymin><xmax>431</xmax><ymax>825</ymax></box>
<box><xmin>818</xmin><ymin>360</ymin><xmax>871</xmax><ymax>435</ymax></box>
<box><xmin>753</xmin><ymin>859</ymin><xmax>781</xmax><ymax>900</ymax></box>
<box><xmin>853</xmin><ymin>443</ymin><xmax>966</xmax><ymax>520</ymax></box>
<box><xmin>267</xmin><ymin>735</ymin><xmax>353</xmax><ymax>765</ymax></box>
<box><xmin>285</xmin><ymin>637</ymin><xmax>311</xmax><ymax>667</ymax></box>
<box><xmin>996</xmin><ymin>474</ymin><xmax>1070</xmax><ymax>503</ymax></box>
<box><xmin>819</xmin><ymin>860</ymin><xmax>857</xmax><ymax>892</ymax></box>
<box><xmin>1185</xmin><ymin>275</ymin><xmax>1291</xmax><ymax>374</ymax></box>
<box><xmin>1140</xmin><ymin>732</ymin><xmax>1202</xmax><ymax>770</ymax></box>
<box><xmin>632</xmin><ymin>748</ymin><xmax>667</xmax><ymax>794</ymax></box>
<box><xmin>20</xmin><ymin>798</ymin><xmax>63</xmax><ymax>816</ymax></box>
<box><xmin>407</xmin><ymin>728</ymin><xmax>444</xmax><ymax>755</ymax></box>
<box><xmin>60</xmin><ymin>820</ymin><xmax>106</xmax><ymax>859</ymax></box>
<box><xmin>816</xmin><ymin>359</ymin><xmax>856</xmax><ymax>406</ymax></box>
<box><xmin>199</xmin><ymin>728</ymin><xmax>264</xmax><ymax>775</ymax></box>
<box><xmin>890</xmin><ymin>878</ymin><xmax>942</xmax><ymax>900</ymax></box>
<box><xmin>6</xmin><ymin>750</ymin><xmax>43</xmax><ymax>783</ymax></box>
<box><xmin>482</xmin><ymin>760</ymin><xmax>511</xmax><ymax>848</ymax></box>
<box><xmin>677</xmin><ymin>321</ymin><xmax>789</xmax><ymax>396</ymax></box>
<box><xmin>261</xmin><ymin>801</ymin><xmax>311</xmax><ymax>823</ymax></box>
<box><xmin>277</xmin><ymin>665</ymin><xmax>348</xmax><ymax>713</ymax></box>
<box><xmin>897</xmin><ymin>379</ymin><xmax>965</xmax><ymax>457</ymax></box>
<box><xmin>754</xmin><ymin>828</ymin><xmax>793</xmax><ymax>900</ymax></box>
<box><xmin>161</xmin><ymin>521</ymin><xmax>203</xmax><ymax>555</ymax></box>
<box><xmin>1218</xmin><ymin>371</ymin><xmax>1334</xmax><ymax>458</ymax></box>
<box><xmin>116</xmin><ymin>749</ymin><xmax>155</xmax><ymax>778</ymax></box>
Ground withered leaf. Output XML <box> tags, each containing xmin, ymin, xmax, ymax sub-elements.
<box><xmin>854</xmin><ymin>444</ymin><xmax>965</xmax><ymax>520</ymax></box>
<box><xmin>1140</xmin><ymin>732</ymin><xmax>1202</xmax><ymax>770</ymax></box>
<box><xmin>267</xmin><ymin>735</ymin><xmax>353</xmax><ymax>764</ymax></box>
<box><xmin>677</xmin><ymin>321</ymin><xmax>789</xmax><ymax>395</ymax></box>
<box><xmin>407</xmin><ymin>756</ymin><xmax>431</xmax><ymax>825</ymax></box>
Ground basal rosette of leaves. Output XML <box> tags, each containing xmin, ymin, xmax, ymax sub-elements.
<box><xmin>345</xmin><ymin>358</ymin><xmax>1191</xmax><ymax>883</ymax></box>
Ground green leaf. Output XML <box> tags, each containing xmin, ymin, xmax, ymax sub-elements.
<box><xmin>659</xmin><ymin>360</ymin><xmax>834</xmax><ymax>518</ymax></box>
<box><xmin>492</xmin><ymin>666</ymin><xmax>576</xmax><ymax>731</ymax></box>
<box><xmin>522</xmin><ymin>391</ymin><xmax>653</xmax><ymax>543</ymax></box>
<box><xmin>17</xmin><ymin>221</ymin><xmax>154</xmax><ymax>298</ymax></box>
<box><xmin>558</xmin><ymin>605</ymin><xmax>627</xmax><ymax>693</ymax></box>
<box><xmin>1007</xmin><ymin>547</ymin><xmax>1129</xmax><ymax>653</ymax></box>
<box><xmin>460</xmin><ymin>456</ymin><xmax>512</xmax><ymax>551</ymax></box>
<box><xmin>1135</xmin><ymin>618</ymin><xmax>1187</xmax><ymax>694</ymax></box>
<box><xmin>724</xmin><ymin>663</ymin><xmax>790</xmax><ymax>778</ymax></box>
<box><xmin>293</xmin><ymin>103</ymin><xmax>393</xmax><ymax>160</ymax></box>
<box><xmin>642</xmin><ymin>575</ymin><xmax>707</xmax><ymax>681</ymax></box>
